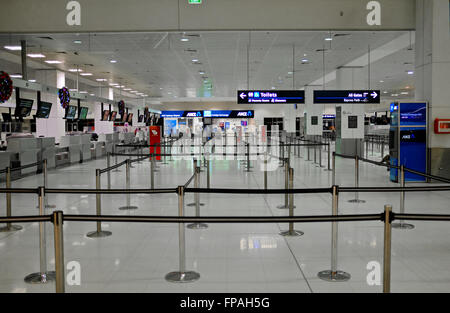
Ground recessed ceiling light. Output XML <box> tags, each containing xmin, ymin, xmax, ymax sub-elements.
<box><xmin>45</xmin><ymin>60</ymin><xmax>63</xmax><ymax>64</ymax></box>
<box><xmin>69</xmin><ymin>89</ymin><xmax>78</xmax><ymax>91</ymax></box>
<box><xmin>288</xmin><ymin>71</ymin><xmax>293</xmax><ymax>75</ymax></box>
<box><xmin>123</xmin><ymin>88</ymin><xmax>132</xmax><ymax>91</ymax></box>
<box><xmin>379</xmin><ymin>80</ymin><xmax>384</xmax><ymax>83</ymax></box>
<box><xmin>73</xmin><ymin>40</ymin><xmax>82</xmax><ymax>44</ymax></box>
<box><xmin>79</xmin><ymin>91</ymin><xmax>88</xmax><ymax>94</ymax></box>
<box><xmin>160</xmin><ymin>87</ymin><xmax>163</xmax><ymax>90</ymax></box>
<box><xmin>391</xmin><ymin>93</ymin><xmax>399</xmax><ymax>96</ymax></box>
<box><xmin>383</xmin><ymin>91</ymin><xmax>388</xmax><ymax>94</ymax></box>
<box><xmin>27</xmin><ymin>53</ymin><xmax>46</xmax><ymax>58</ymax></box>
<box><xmin>405</xmin><ymin>86</ymin><xmax>410</xmax><ymax>89</ymax></box>
<box><xmin>89</xmin><ymin>93</ymin><xmax>95</xmax><ymax>96</ymax></box>
<box><xmin>401</xmin><ymin>92</ymin><xmax>409</xmax><ymax>95</ymax></box>
<box><xmin>324</xmin><ymin>37</ymin><xmax>333</xmax><ymax>41</ymax></box>
<box><xmin>96</xmin><ymin>78</ymin><xmax>107</xmax><ymax>82</ymax></box>
<box><xmin>192</xmin><ymin>59</ymin><xmax>199</xmax><ymax>63</ymax></box>
<box><xmin>142</xmin><ymin>94</ymin><xmax>148</xmax><ymax>97</ymax></box>
<box><xmin>80</xmin><ymin>73</ymin><xmax>92</xmax><ymax>76</ymax></box>
<box><xmin>407</xmin><ymin>71</ymin><xmax>414</xmax><ymax>75</ymax></box>
<box><xmin>4</xmin><ymin>45</ymin><xmax>21</xmax><ymax>51</ymax></box>
<box><xmin>10</xmin><ymin>74</ymin><xmax>22</xmax><ymax>78</ymax></box>
<box><xmin>109</xmin><ymin>83</ymin><xmax>118</xmax><ymax>86</ymax></box>
<box><xmin>69</xmin><ymin>68</ymin><xmax>83</xmax><ymax>72</ymax></box>
<box><xmin>28</xmin><ymin>79</ymin><xmax>36</xmax><ymax>83</ymax></box>
<box><xmin>110</xmin><ymin>59</ymin><xmax>117</xmax><ymax>63</ymax></box>
<box><xmin>180</xmin><ymin>38</ymin><xmax>189</xmax><ymax>42</ymax></box>
<box><xmin>199</xmin><ymin>71</ymin><xmax>205</xmax><ymax>75</ymax></box>
<box><xmin>301</xmin><ymin>59</ymin><xmax>308</xmax><ymax>63</ymax></box>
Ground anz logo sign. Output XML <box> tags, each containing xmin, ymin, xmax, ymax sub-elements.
<box><xmin>237</xmin><ymin>111</ymin><xmax>253</xmax><ymax>117</ymax></box>
<box><xmin>186</xmin><ymin>112</ymin><xmax>202</xmax><ymax>117</ymax></box>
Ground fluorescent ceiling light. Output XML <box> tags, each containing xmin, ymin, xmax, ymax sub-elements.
<box><xmin>27</xmin><ymin>53</ymin><xmax>46</xmax><ymax>58</ymax></box>
<box><xmin>123</xmin><ymin>88</ymin><xmax>132</xmax><ymax>91</ymax></box>
<box><xmin>69</xmin><ymin>89</ymin><xmax>78</xmax><ymax>91</ymax></box>
<box><xmin>407</xmin><ymin>71</ymin><xmax>414</xmax><ymax>75</ymax></box>
<box><xmin>10</xmin><ymin>74</ymin><xmax>22</xmax><ymax>78</ymax></box>
<box><xmin>109</xmin><ymin>83</ymin><xmax>118</xmax><ymax>86</ymax></box>
<box><xmin>45</xmin><ymin>60</ymin><xmax>63</xmax><ymax>64</ymax></box>
<box><xmin>401</xmin><ymin>92</ymin><xmax>409</xmax><ymax>95</ymax></box>
<box><xmin>80</xmin><ymin>73</ymin><xmax>92</xmax><ymax>76</ymax></box>
<box><xmin>199</xmin><ymin>71</ymin><xmax>205</xmax><ymax>75</ymax></box>
<box><xmin>324</xmin><ymin>37</ymin><xmax>333</xmax><ymax>41</ymax></box>
<box><xmin>192</xmin><ymin>59</ymin><xmax>199</xmax><ymax>62</ymax></box>
<box><xmin>301</xmin><ymin>59</ymin><xmax>308</xmax><ymax>63</ymax></box>
<box><xmin>79</xmin><ymin>91</ymin><xmax>88</xmax><ymax>94</ymax></box>
<box><xmin>142</xmin><ymin>94</ymin><xmax>148</xmax><ymax>97</ymax></box>
<box><xmin>288</xmin><ymin>71</ymin><xmax>293</xmax><ymax>75</ymax></box>
<box><xmin>89</xmin><ymin>94</ymin><xmax>95</xmax><ymax>96</ymax></box>
<box><xmin>180</xmin><ymin>38</ymin><xmax>189</xmax><ymax>42</ymax></box>
<box><xmin>96</xmin><ymin>78</ymin><xmax>107</xmax><ymax>82</ymax></box>
<box><xmin>28</xmin><ymin>79</ymin><xmax>36</xmax><ymax>83</ymax></box>
<box><xmin>379</xmin><ymin>80</ymin><xmax>384</xmax><ymax>83</ymax></box>
<box><xmin>69</xmin><ymin>69</ymin><xmax>83</xmax><ymax>72</ymax></box>
<box><xmin>73</xmin><ymin>40</ymin><xmax>82</xmax><ymax>44</ymax></box>
<box><xmin>4</xmin><ymin>45</ymin><xmax>21</xmax><ymax>51</ymax></box>
<box><xmin>110</xmin><ymin>59</ymin><xmax>117</xmax><ymax>63</ymax></box>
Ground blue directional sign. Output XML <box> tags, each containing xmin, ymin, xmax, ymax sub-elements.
<box><xmin>313</xmin><ymin>90</ymin><xmax>380</xmax><ymax>104</ymax></box>
<box><xmin>161</xmin><ymin>110</ymin><xmax>254</xmax><ymax>118</ymax></box>
<box><xmin>237</xmin><ymin>90</ymin><xmax>305</xmax><ymax>104</ymax></box>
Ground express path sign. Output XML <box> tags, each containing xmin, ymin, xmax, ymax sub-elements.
<box><xmin>237</xmin><ymin>90</ymin><xmax>305</xmax><ymax>104</ymax></box>
<box><xmin>313</xmin><ymin>90</ymin><xmax>380</xmax><ymax>104</ymax></box>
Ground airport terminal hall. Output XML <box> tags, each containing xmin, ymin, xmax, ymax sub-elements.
<box><xmin>0</xmin><ymin>0</ymin><xmax>449</xmax><ymax>299</ymax></box>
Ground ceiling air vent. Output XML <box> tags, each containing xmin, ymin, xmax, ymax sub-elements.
<box><xmin>37</xmin><ymin>36</ymin><xmax>54</xmax><ymax>40</ymax></box>
<box><xmin>334</xmin><ymin>33</ymin><xmax>351</xmax><ymax>37</ymax></box>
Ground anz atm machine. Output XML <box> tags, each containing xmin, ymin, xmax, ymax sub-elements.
<box><xmin>389</xmin><ymin>102</ymin><xmax>428</xmax><ymax>182</ymax></box>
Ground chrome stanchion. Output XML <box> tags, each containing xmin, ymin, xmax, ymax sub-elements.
<box><xmin>119</xmin><ymin>159</ymin><xmax>138</xmax><ymax>210</ymax></box>
<box><xmin>383</xmin><ymin>204</ymin><xmax>392</xmax><ymax>293</ymax></box>
<box><xmin>381</xmin><ymin>140</ymin><xmax>385</xmax><ymax>159</ymax></box>
<box><xmin>112</xmin><ymin>145</ymin><xmax>121</xmax><ymax>172</ymax></box>
<box><xmin>317</xmin><ymin>141</ymin><xmax>324</xmax><ymax>168</ymax></box>
<box><xmin>313</xmin><ymin>137</ymin><xmax>318</xmax><ymax>164</ymax></box>
<box><xmin>277</xmin><ymin>159</ymin><xmax>295</xmax><ymax>210</ymax></box>
<box><xmin>187</xmin><ymin>167</ymin><xmax>208</xmax><ymax>229</ymax></box>
<box><xmin>365</xmin><ymin>138</ymin><xmax>369</xmax><ymax>159</ymax></box>
<box><xmin>36</xmin><ymin>159</ymin><xmax>56</xmax><ymax>209</ymax></box>
<box><xmin>306</xmin><ymin>140</ymin><xmax>311</xmax><ymax>161</ymax></box>
<box><xmin>107</xmin><ymin>153</ymin><xmax>111</xmax><ymax>189</ymax></box>
<box><xmin>280</xmin><ymin>168</ymin><xmax>303</xmax><ymax>237</ymax></box>
<box><xmin>0</xmin><ymin>167</ymin><xmax>22</xmax><ymax>232</ymax></box>
<box><xmin>392</xmin><ymin>165</ymin><xmax>414</xmax><ymax>229</ymax></box>
<box><xmin>24</xmin><ymin>186</ymin><xmax>56</xmax><ymax>283</ymax></box>
<box><xmin>324</xmin><ymin>142</ymin><xmax>332</xmax><ymax>171</ymax></box>
<box><xmin>206</xmin><ymin>159</ymin><xmax>210</xmax><ymax>189</ymax></box>
<box><xmin>371</xmin><ymin>137</ymin><xmax>374</xmax><ymax>156</ymax></box>
<box><xmin>87</xmin><ymin>169</ymin><xmax>112</xmax><ymax>237</ymax></box>
<box><xmin>331</xmin><ymin>152</ymin><xmax>336</xmax><ymax>186</ymax></box>
<box><xmin>264</xmin><ymin>152</ymin><xmax>268</xmax><ymax>190</ymax></box>
<box><xmin>318</xmin><ymin>185</ymin><xmax>351</xmax><ymax>282</ymax></box>
<box><xmin>245</xmin><ymin>143</ymin><xmax>253</xmax><ymax>172</ymax></box>
<box><xmin>297</xmin><ymin>138</ymin><xmax>301</xmax><ymax>158</ymax></box>
<box><xmin>52</xmin><ymin>211</ymin><xmax>65</xmax><ymax>293</ymax></box>
<box><xmin>150</xmin><ymin>153</ymin><xmax>155</xmax><ymax>190</ymax></box>
<box><xmin>162</xmin><ymin>140</ymin><xmax>168</xmax><ymax>165</ymax></box>
<box><xmin>348</xmin><ymin>155</ymin><xmax>365</xmax><ymax>203</ymax></box>
<box><xmin>187</xmin><ymin>159</ymin><xmax>204</xmax><ymax>207</ymax></box>
<box><xmin>165</xmin><ymin>186</ymin><xmax>200</xmax><ymax>283</ymax></box>
<box><xmin>136</xmin><ymin>146</ymin><xmax>143</xmax><ymax>164</ymax></box>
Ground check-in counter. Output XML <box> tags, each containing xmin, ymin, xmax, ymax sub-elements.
<box><xmin>59</xmin><ymin>135</ymin><xmax>81</xmax><ymax>164</ymax></box>
<box><xmin>7</xmin><ymin>137</ymin><xmax>40</xmax><ymax>176</ymax></box>
<box><xmin>80</xmin><ymin>134</ymin><xmax>91</xmax><ymax>162</ymax></box>
<box><xmin>55</xmin><ymin>146</ymin><xmax>70</xmax><ymax>167</ymax></box>
<box><xmin>37</xmin><ymin>137</ymin><xmax>56</xmax><ymax>169</ymax></box>
<box><xmin>99</xmin><ymin>133</ymin><xmax>114</xmax><ymax>154</ymax></box>
<box><xmin>91</xmin><ymin>141</ymin><xmax>104</xmax><ymax>159</ymax></box>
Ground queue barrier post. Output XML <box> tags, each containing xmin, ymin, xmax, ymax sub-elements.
<box><xmin>118</xmin><ymin>159</ymin><xmax>138</xmax><ymax>210</ymax></box>
<box><xmin>187</xmin><ymin>166</ymin><xmax>208</xmax><ymax>230</ymax></box>
<box><xmin>43</xmin><ymin>159</ymin><xmax>56</xmax><ymax>209</ymax></box>
<box><xmin>87</xmin><ymin>169</ymin><xmax>112</xmax><ymax>238</ymax></box>
<box><xmin>52</xmin><ymin>211</ymin><xmax>65</xmax><ymax>293</ymax></box>
<box><xmin>0</xmin><ymin>166</ymin><xmax>22</xmax><ymax>232</ymax></box>
<box><xmin>280</xmin><ymin>168</ymin><xmax>304</xmax><ymax>237</ymax></box>
<box><xmin>325</xmin><ymin>142</ymin><xmax>332</xmax><ymax>171</ymax></box>
<box><xmin>318</xmin><ymin>140</ymin><xmax>324</xmax><ymax>168</ymax></box>
<box><xmin>392</xmin><ymin>165</ymin><xmax>414</xmax><ymax>229</ymax></box>
<box><xmin>245</xmin><ymin>142</ymin><xmax>253</xmax><ymax>172</ymax></box>
<box><xmin>165</xmin><ymin>186</ymin><xmax>200</xmax><ymax>283</ymax></box>
<box><xmin>107</xmin><ymin>153</ymin><xmax>111</xmax><ymax>189</ymax></box>
<box><xmin>264</xmin><ymin>152</ymin><xmax>268</xmax><ymax>190</ymax></box>
<box><xmin>383</xmin><ymin>204</ymin><xmax>392</xmax><ymax>293</ymax></box>
<box><xmin>24</xmin><ymin>186</ymin><xmax>56</xmax><ymax>283</ymax></box>
<box><xmin>332</xmin><ymin>152</ymin><xmax>336</xmax><ymax>186</ymax></box>
<box><xmin>150</xmin><ymin>153</ymin><xmax>155</xmax><ymax>190</ymax></box>
<box><xmin>318</xmin><ymin>185</ymin><xmax>351</xmax><ymax>282</ymax></box>
<box><xmin>112</xmin><ymin>145</ymin><xmax>121</xmax><ymax>172</ymax></box>
<box><xmin>206</xmin><ymin>159</ymin><xmax>210</xmax><ymax>189</ymax></box>
<box><xmin>348</xmin><ymin>155</ymin><xmax>365</xmax><ymax>203</ymax></box>
<box><xmin>277</xmin><ymin>158</ymin><xmax>295</xmax><ymax>210</ymax></box>
<box><xmin>307</xmin><ymin>139</ymin><xmax>311</xmax><ymax>161</ymax></box>
<box><xmin>187</xmin><ymin>158</ymin><xmax>204</xmax><ymax>207</ymax></box>
<box><xmin>314</xmin><ymin>137</ymin><xmax>318</xmax><ymax>164</ymax></box>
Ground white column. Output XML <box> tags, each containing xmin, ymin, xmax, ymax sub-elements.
<box><xmin>35</xmin><ymin>70</ymin><xmax>66</xmax><ymax>143</ymax></box>
<box><xmin>304</xmin><ymin>85</ymin><xmax>323</xmax><ymax>136</ymax></box>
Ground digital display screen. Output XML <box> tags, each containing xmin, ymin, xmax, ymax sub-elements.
<box><xmin>110</xmin><ymin>111</ymin><xmax>117</xmax><ymax>121</ymax></box>
<box><xmin>78</xmin><ymin>107</ymin><xmax>88</xmax><ymax>119</ymax></box>
<box><xmin>121</xmin><ymin>113</ymin><xmax>128</xmax><ymax>122</ymax></box>
<box><xmin>237</xmin><ymin>90</ymin><xmax>305</xmax><ymax>104</ymax></box>
<box><xmin>399</xmin><ymin>103</ymin><xmax>427</xmax><ymax>125</ymax></box>
<box><xmin>36</xmin><ymin>101</ymin><xmax>52</xmax><ymax>118</ymax></box>
<box><xmin>138</xmin><ymin>115</ymin><xmax>144</xmax><ymax>123</ymax></box>
<box><xmin>348</xmin><ymin>116</ymin><xmax>358</xmax><ymax>129</ymax></box>
<box><xmin>241</xmin><ymin>120</ymin><xmax>248</xmax><ymax>126</ymax></box>
<box><xmin>102</xmin><ymin>110</ymin><xmax>110</xmax><ymax>121</ymax></box>
<box><xmin>65</xmin><ymin>105</ymin><xmax>77</xmax><ymax>119</ymax></box>
<box><xmin>127</xmin><ymin>113</ymin><xmax>133</xmax><ymax>123</ymax></box>
<box><xmin>16</xmin><ymin>98</ymin><xmax>33</xmax><ymax>117</ymax></box>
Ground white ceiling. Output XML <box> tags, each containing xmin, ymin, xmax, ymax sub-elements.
<box><xmin>0</xmin><ymin>30</ymin><xmax>416</xmax><ymax>102</ymax></box>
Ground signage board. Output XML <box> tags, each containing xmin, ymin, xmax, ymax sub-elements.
<box><xmin>160</xmin><ymin>111</ymin><xmax>203</xmax><ymax>118</ymax></box>
<box><xmin>237</xmin><ymin>90</ymin><xmax>304</xmax><ymax>104</ymax></box>
<box><xmin>313</xmin><ymin>90</ymin><xmax>380</xmax><ymax>104</ymax></box>
<box><xmin>162</xmin><ymin>110</ymin><xmax>254</xmax><ymax>118</ymax></box>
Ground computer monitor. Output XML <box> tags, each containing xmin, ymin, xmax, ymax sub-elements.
<box><xmin>15</xmin><ymin>98</ymin><xmax>33</xmax><ymax>118</ymax></box>
<box><xmin>138</xmin><ymin>115</ymin><xmax>144</xmax><ymax>123</ymax></box>
<box><xmin>36</xmin><ymin>101</ymin><xmax>52</xmax><ymax>118</ymax></box>
<box><xmin>121</xmin><ymin>112</ymin><xmax>128</xmax><ymax>122</ymax></box>
<box><xmin>2</xmin><ymin>113</ymin><xmax>12</xmax><ymax>122</ymax></box>
<box><xmin>101</xmin><ymin>110</ymin><xmax>110</xmax><ymax>121</ymax></box>
<box><xmin>78</xmin><ymin>107</ymin><xmax>88</xmax><ymax>120</ymax></box>
<box><xmin>65</xmin><ymin>105</ymin><xmax>77</xmax><ymax>119</ymax></box>
<box><xmin>110</xmin><ymin>111</ymin><xmax>117</xmax><ymax>121</ymax></box>
<box><xmin>127</xmin><ymin>113</ymin><xmax>133</xmax><ymax>123</ymax></box>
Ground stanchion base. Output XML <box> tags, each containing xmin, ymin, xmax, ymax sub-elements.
<box><xmin>118</xmin><ymin>206</ymin><xmax>139</xmax><ymax>210</ymax></box>
<box><xmin>0</xmin><ymin>224</ymin><xmax>23</xmax><ymax>232</ymax></box>
<box><xmin>348</xmin><ymin>199</ymin><xmax>366</xmax><ymax>203</ymax></box>
<box><xmin>165</xmin><ymin>271</ymin><xmax>200</xmax><ymax>283</ymax></box>
<box><xmin>186</xmin><ymin>223</ymin><xmax>208</xmax><ymax>230</ymax></box>
<box><xmin>86</xmin><ymin>230</ymin><xmax>112</xmax><ymax>238</ymax></box>
<box><xmin>276</xmin><ymin>205</ymin><xmax>296</xmax><ymax>210</ymax></box>
<box><xmin>317</xmin><ymin>270</ymin><xmax>351</xmax><ymax>282</ymax></box>
<box><xmin>36</xmin><ymin>204</ymin><xmax>57</xmax><ymax>209</ymax></box>
<box><xmin>279</xmin><ymin>230</ymin><xmax>304</xmax><ymax>237</ymax></box>
<box><xmin>186</xmin><ymin>203</ymin><xmax>205</xmax><ymax>207</ymax></box>
<box><xmin>24</xmin><ymin>271</ymin><xmax>56</xmax><ymax>284</ymax></box>
<box><xmin>392</xmin><ymin>222</ymin><xmax>414</xmax><ymax>230</ymax></box>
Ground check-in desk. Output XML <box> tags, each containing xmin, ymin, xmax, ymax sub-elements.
<box><xmin>80</xmin><ymin>134</ymin><xmax>91</xmax><ymax>162</ymax></box>
<box><xmin>91</xmin><ymin>141</ymin><xmax>104</xmax><ymax>159</ymax></box>
<box><xmin>37</xmin><ymin>137</ymin><xmax>56</xmax><ymax>170</ymax></box>
<box><xmin>99</xmin><ymin>133</ymin><xmax>114</xmax><ymax>154</ymax></box>
<box><xmin>59</xmin><ymin>135</ymin><xmax>81</xmax><ymax>164</ymax></box>
<box><xmin>7</xmin><ymin>137</ymin><xmax>40</xmax><ymax>176</ymax></box>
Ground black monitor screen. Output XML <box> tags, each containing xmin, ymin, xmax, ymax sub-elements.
<box><xmin>311</xmin><ymin>116</ymin><xmax>318</xmax><ymax>125</ymax></box>
<box><xmin>138</xmin><ymin>115</ymin><xmax>144</xmax><ymax>123</ymax></box>
<box><xmin>16</xmin><ymin>98</ymin><xmax>34</xmax><ymax>117</ymax></box>
<box><xmin>2</xmin><ymin>113</ymin><xmax>12</xmax><ymax>122</ymax></box>
<box><xmin>79</xmin><ymin>107</ymin><xmax>88</xmax><ymax>119</ymax></box>
<box><xmin>65</xmin><ymin>105</ymin><xmax>77</xmax><ymax>119</ymax></box>
<box><xmin>127</xmin><ymin>113</ymin><xmax>133</xmax><ymax>123</ymax></box>
<box><xmin>121</xmin><ymin>113</ymin><xmax>128</xmax><ymax>122</ymax></box>
<box><xmin>102</xmin><ymin>110</ymin><xmax>110</xmax><ymax>121</ymax></box>
<box><xmin>348</xmin><ymin>116</ymin><xmax>358</xmax><ymax>129</ymax></box>
<box><xmin>110</xmin><ymin>111</ymin><xmax>117</xmax><ymax>121</ymax></box>
<box><xmin>36</xmin><ymin>101</ymin><xmax>52</xmax><ymax>118</ymax></box>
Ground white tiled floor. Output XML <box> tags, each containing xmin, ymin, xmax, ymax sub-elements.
<box><xmin>0</xmin><ymin>144</ymin><xmax>450</xmax><ymax>293</ymax></box>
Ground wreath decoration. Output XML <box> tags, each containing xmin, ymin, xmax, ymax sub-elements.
<box><xmin>58</xmin><ymin>87</ymin><xmax>71</xmax><ymax>109</ymax></box>
<box><xmin>118</xmin><ymin>100</ymin><xmax>125</xmax><ymax>115</ymax></box>
<box><xmin>0</xmin><ymin>71</ymin><xmax>13</xmax><ymax>103</ymax></box>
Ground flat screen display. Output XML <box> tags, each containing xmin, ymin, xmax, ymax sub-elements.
<box><xmin>110</xmin><ymin>111</ymin><xmax>117</xmax><ymax>121</ymax></box>
<box><xmin>2</xmin><ymin>113</ymin><xmax>12</xmax><ymax>122</ymax></box>
<box><xmin>65</xmin><ymin>105</ymin><xmax>77</xmax><ymax>119</ymax></box>
<box><xmin>78</xmin><ymin>107</ymin><xmax>88</xmax><ymax>119</ymax></box>
<box><xmin>121</xmin><ymin>113</ymin><xmax>128</xmax><ymax>122</ymax></box>
<box><xmin>399</xmin><ymin>103</ymin><xmax>427</xmax><ymax>125</ymax></box>
<box><xmin>36</xmin><ymin>101</ymin><xmax>52</xmax><ymax>118</ymax></box>
<box><xmin>16</xmin><ymin>98</ymin><xmax>34</xmax><ymax>117</ymax></box>
<box><xmin>138</xmin><ymin>115</ymin><xmax>144</xmax><ymax>123</ymax></box>
<box><xmin>102</xmin><ymin>110</ymin><xmax>110</xmax><ymax>121</ymax></box>
<box><xmin>127</xmin><ymin>113</ymin><xmax>133</xmax><ymax>123</ymax></box>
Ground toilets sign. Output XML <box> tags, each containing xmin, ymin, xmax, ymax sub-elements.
<box><xmin>237</xmin><ymin>90</ymin><xmax>305</xmax><ymax>104</ymax></box>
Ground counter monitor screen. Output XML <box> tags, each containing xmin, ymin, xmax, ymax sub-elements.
<box><xmin>127</xmin><ymin>113</ymin><xmax>133</xmax><ymax>123</ymax></box>
<box><xmin>138</xmin><ymin>115</ymin><xmax>144</xmax><ymax>123</ymax></box>
<box><xmin>110</xmin><ymin>111</ymin><xmax>117</xmax><ymax>121</ymax></box>
<box><xmin>16</xmin><ymin>98</ymin><xmax>34</xmax><ymax>117</ymax></box>
<box><xmin>101</xmin><ymin>110</ymin><xmax>110</xmax><ymax>121</ymax></box>
<box><xmin>2</xmin><ymin>113</ymin><xmax>12</xmax><ymax>122</ymax></box>
<box><xmin>65</xmin><ymin>105</ymin><xmax>77</xmax><ymax>119</ymax></box>
<box><xmin>121</xmin><ymin>112</ymin><xmax>128</xmax><ymax>122</ymax></box>
<box><xmin>79</xmin><ymin>107</ymin><xmax>88</xmax><ymax>120</ymax></box>
<box><xmin>36</xmin><ymin>101</ymin><xmax>52</xmax><ymax>118</ymax></box>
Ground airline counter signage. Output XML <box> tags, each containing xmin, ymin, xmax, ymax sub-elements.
<box><xmin>203</xmin><ymin>110</ymin><xmax>254</xmax><ymax>118</ymax></box>
<box><xmin>161</xmin><ymin>111</ymin><xmax>203</xmax><ymax>118</ymax></box>
<box><xmin>237</xmin><ymin>90</ymin><xmax>305</xmax><ymax>104</ymax></box>
<box><xmin>313</xmin><ymin>90</ymin><xmax>380</xmax><ymax>104</ymax></box>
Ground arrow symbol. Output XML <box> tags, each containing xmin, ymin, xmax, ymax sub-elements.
<box><xmin>240</xmin><ymin>93</ymin><xmax>247</xmax><ymax>100</ymax></box>
<box><xmin>371</xmin><ymin>91</ymin><xmax>378</xmax><ymax>98</ymax></box>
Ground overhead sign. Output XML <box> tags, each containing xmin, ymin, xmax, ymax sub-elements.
<box><xmin>204</xmin><ymin>110</ymin><xmax>254</xmax><ymax>118</ymax></box>
<box><xmin>237</xmin><ymin>90</ymin><xmax>305</xmax><ymax>104</ymax></box>
<box><xmin>313</xmin><ymin>90</ymin><xmax>380</xmax><ymax>104</ymax></box>
<box><xmin>188</xmin><ymin>0</ymin><xmax>202</xmax><ymax>3</ymax></box>
<box><xmin>161</xmin><ymin>111</ymin><xmax>203</xmax><ymax>118</ymax></box>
